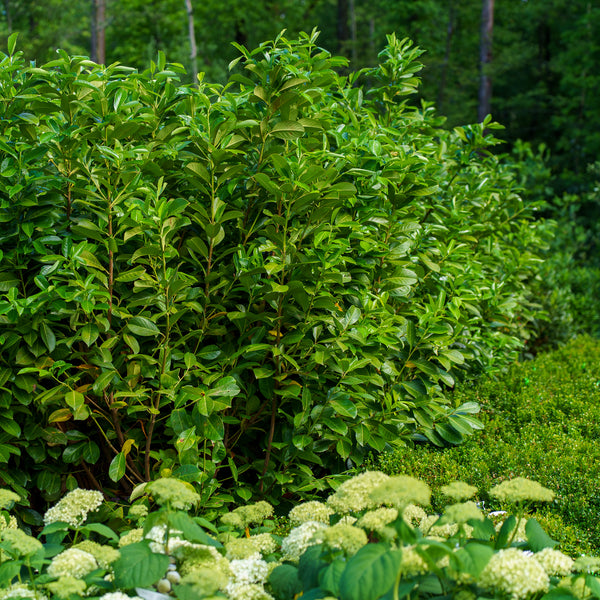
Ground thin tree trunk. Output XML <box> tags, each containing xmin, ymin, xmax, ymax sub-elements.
<box><xmin>478</xmin><ymin>0</ymin><xmax>494</xmax><ymax>122</ymax></box>
<box><xmin>3</xmin><ymin>0</ymin><xmax>12</xmax><ymax>33</ymax></box>
<box><xmin>369</xmin><ymin>18</ymin><xmax>376</xmax><ymax>63</ymax></box>
<box><xmin>184</xmin><ymin>0</ymin><xmax>198</xmax><ymax>84</ymax></box>
<box><xmin>91</xmin><ymin>0</ymin><xmax>106</xmax><ymax>64</ymax></box>
<box><xmin>437</xmin><ymin>1</ymin><xmax>455</xmax><ymax>113</ymax></box>
<box><xmin>337</xmin><ymin>0</ymin><xmax>349</xmax><ymax>55</ymax></box>
<box><xmin>349</xmin><ymin>0</ymin><xmax>357</xmax><ymax>64</ymax></box>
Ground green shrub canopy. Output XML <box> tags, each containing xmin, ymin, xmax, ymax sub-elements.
<box><xmin>0</xmin><ymin>31</ymin><xmax>548</xmax><ymax>505</ymax></box>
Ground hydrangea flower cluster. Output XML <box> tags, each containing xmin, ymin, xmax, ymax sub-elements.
<box><xmin>146</xmin><ymin>478</ymin><xmax>200</xmax><ymax>510</ymax></box>
<box><xmin>221</xmin><ymin>501</ymin><xmax>274</xmax><ymax>529</ymax></box>
<box><xmin>441</xmin><ymin>501</ymin><xmax>484</xmax><ymax>525</ymax></box>
<box><xmin>47</xmin><ymin>547</ymin><xmax>98</xmax><ymax>579</ymax></box>
<box><xmin>535</xmin><ymin>548</ymin><xmax>575</xmax><ymax>576</ymax></box>
<box><xmin>225</xmin><ymin>534</ymin><xmax>277</xmax><ymax>559</ymax></box>
<box><xmin>479</xmin><ymin>548</ymin><xmax>550</xmax><ymax>600</ymax></box>
<box><xmin>440</xmin><ymin>481</ymin><xmax>478</xmax><ymax>501</ymax></box>
<box><xmin>288</xmin><ymin>500</ymin><xmax>334</xmax><ymax>525</ymax></box>
<box><xmin>0</xmin><ymin>528</ymin><xmax>43</xmax><ymax>557</ymax></box>
<box><xmin>489</xmin><ymin>477</ymin><xmax>555</xmax><ymax>504</ymax></box>
<box><xmin>74</xmin><ymin>540</ymin><xmax>120</xmax><ymax>570</ymax></box>
<box><xmin>357</xmin><ymin>507</ymin><xmax>399</xmax><ymax>533</ymax></box>
<box><xmin>369</xmin><ymin>475</ymin><xmax>431</xmax><ymax>510</ymax></box>
<box><xmin>327</xmin><ymin>471</ymin><xmax>391</xmax><ymax>513</ymax></box>
<box><xmin>399</xmin><ymin>545</ymin><xmax>429</xmax><ymax>577</ymax></box>
<box><xmin>402</xmin><ymin>503</ymin><xmax>428</xmax><ymax>528</ymax></box>
<box><xmin>46</xmin><ymin>577</ymin><xmax>87</xmax><ymax>599</ymax></box>
<box><xmin>280</xmin><ymin>521</ymin><xmax>327</xmax><ymax>562</ymax></box>
<box><xmin>0</xmin><ymin>584</ymin><xmax>48</xmax><ymax>600</ymax></box>
<box><xmin>315</xmin><ymin>522</ymin><xmax>368</xmax><ymax>555</ymax></box>
<box><xmin>43</xmin><ymin>488</ymin><xmax>104</xmax><ymax>527</ymax></box>
<box><xmin>0</xmin><ymin>489</ymin><xmax>20</xmax><ymax>510</ymax></box>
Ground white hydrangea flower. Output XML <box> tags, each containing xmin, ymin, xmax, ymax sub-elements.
<box><xmin>251</xmin><ymin>533</ymin><xmax>277</xmax><ymax>556</ymax></box>
<box><xmin>280</xmin><ymin>521</ymin><xmax>327</xmax><ymax>562</ymax></box>
<box><xmin>0</xmin><ymin>514</ymin><xmax>18</xmax><ymax>530</ymax></box>
<box><xmin>119</xmin><ymin>528</ymin><xmax>143</xmax><ymax>547</ymax></box>
<box><xmin>337</xmin><ymin>515</ymin><xmax>358</xmax><ymax>525</ymax></box>
<box><xmin>43</xmin><ymin>489</ymin><xmax>104</xmax><ymax>528</ymax></box>
<box><xmin>400</xmin><ymin>545</ymin><xmax>429</xmax><ymax>577</ymax></box>
<box><xmin>288</xmin><ymin>501</ymin><xmax>334</xmax><ymax>525</ymax></box>
<box><xmin>423</xmin><ymin>515</ymin><xmax>458</xmax><ymax>539</ymax></box>
<box><xmin>402</xmin><ymin>504</ymin><xmax>428</xmax><ymax>528</ymax></box>
<box><xmin>327</xmin><ymin>471</ymin><xmax>391</xmax><ymax>514</ymax></box>
<box><xmin>226</xmin><ymin>534</ymin><xmax>277</xmax><ymax>560</ymax></box>
<box><xmin>225</xmin><ymin>582</ymin><xmax>274</xmax><ymax>600</ymax></box>
<box><xmin>479</xmin><ymin>548</ymin><xmax>549</xmax><ymax>600</ymax></box>
<box><xmin>229</xmin><ymin>555</ymin><xmax>270</xmax><ymax>585</ymax></box>
<box><xmin>535</xmin><ymin>548</ymin><xmax>574</xmax><ymax>576</ymax></box>
<box><xmin>358</xmin><ymin>507</ymin><xmax>399</xmax><ymax>533</ymax></box>
<box><xmin>316</xmin><ymin>523</ymin><xmax>368</xmax><ymax>555</ymax></box>
<box><xmin>47</xmin><ymin>548</ymin><xmax>98</xmax><ymax>579</ymax></box>
<box><xmin>144</xmin><ymin>524</ymin><xmax>186</xmax><ymax>554</ymax></box>
<box><xmin>100</xmin><ymin>593</ymin><xmax>143</xmax><ymax>600</ymax></box>
<box><xmin>0</xmin><ymin>584</ymin><xmax>47</xmax><ymax>600</ymax></box>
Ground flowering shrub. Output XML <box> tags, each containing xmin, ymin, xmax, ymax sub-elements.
<box><xmin>1</xmin><ymin>474</ymin><xmax>600</xmax><ymax>600</ymax></box>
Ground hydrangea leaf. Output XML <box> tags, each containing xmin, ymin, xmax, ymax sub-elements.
<box><xmin>113</xmin><ymin>541</ymin><xmax>170</xmax><ymax>588</ymax></box>
<box><xmin>339</xmin><ymin>543</ymin><xmax>403</xmax><ymax>600</ymax></box>
<box><xmin>525</xmin><ymin>518</ymin><xmax>558</xmax><ymax>552</ymax></box>
<box><xmin>268</xmin><ymin>564</ymin><xmax>303</xmax><ymax>600</ymax></box>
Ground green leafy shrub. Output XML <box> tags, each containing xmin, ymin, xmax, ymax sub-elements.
<box><xmin>518</xmin><ymin>149</ymin><xmax>600</xmax><ymax>350</ymax></box>
<box><xmin>1</xmin><ymin>474</ymin><xmax>599</xmax><ymax>600</ymax></box>
<box><xmin>0</xmin><ymin>31</ymin><xmax>548</xmax><ymax>505</ymax></box>
<box><xmin>368</xmin><ymin>336</ymin><xmax>600</xmax><ymax>556</ymax></box>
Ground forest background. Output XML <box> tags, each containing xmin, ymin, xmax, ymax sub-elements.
<box><xmin>1</xmin><ymin>0</ymin><xmax>599</xmax><ymax>193</ymax></box>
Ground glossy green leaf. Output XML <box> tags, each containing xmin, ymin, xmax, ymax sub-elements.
<box><xmin>127</xmin><ymin>316</ymin><xmax>160</xmax><ymax>336</ymax></box>
<box><xmin>109</xmin><ymin>451</ymin><xmax>127</xmax><ymax>482</ymax></box>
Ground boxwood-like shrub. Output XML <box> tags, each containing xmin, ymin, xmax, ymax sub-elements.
<box><xmin>368</xmin><ymin>336</ymin><xmax>600</xmax><ymax>556</ymax></box>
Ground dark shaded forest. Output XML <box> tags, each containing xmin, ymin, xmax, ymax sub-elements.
<box><xmin>1</xmin><ymin>0</ymin><xmax>599</xmax><ymax>189</ymax></box>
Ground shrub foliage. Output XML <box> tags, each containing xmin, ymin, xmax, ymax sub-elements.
<box><xmin>0</xmin><ymin>31</ymin><xmax>547</xmax><ymax>504</ymax></box>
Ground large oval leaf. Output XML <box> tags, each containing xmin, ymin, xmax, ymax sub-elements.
<box><xmin>127</xmin><ymin>316</ymin><xmax>160</xmax><ymax>336</ymax></box>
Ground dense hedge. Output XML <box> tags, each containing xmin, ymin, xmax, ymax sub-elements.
<box><xmin>368</xmin><ymin>336</ymin><xmax>600</xmax><ymax>557</ymax></box>
<box><xmin>0</xmin><ymin>31</ymin><xmax>549</xmax><ymax>507</ymax></box>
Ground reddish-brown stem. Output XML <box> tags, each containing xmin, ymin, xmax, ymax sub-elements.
<box><xmin>108</xmin><ymin>211</ymin><xmax>113</xmax><ymax>328</ymax></box>
<box><xmin>260</xmin><ymin>394</ymin><xmax>277</xmax><ymax>493</ymax></box>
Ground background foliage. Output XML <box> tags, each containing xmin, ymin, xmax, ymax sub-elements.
<box><xmin>0</xmin><ymin>31</ymin><xmax>548</xmax><ymax>508</ymax></box>
<box><xmin>1</xmin><ymin>0</ymin><xmax>598</xmax><ymax>184</ymax></box>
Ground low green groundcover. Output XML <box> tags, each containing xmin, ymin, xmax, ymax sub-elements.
<box><xmin>369</xmin><ymin>336</ymin><xmax>600</xmax><ymax>557</ymax></box>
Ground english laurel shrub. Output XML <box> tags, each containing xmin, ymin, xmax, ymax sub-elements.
<box><xmin>0</xmin><ymin>31</ymin><xmax>548</xmax><ymax>505</ymax></box>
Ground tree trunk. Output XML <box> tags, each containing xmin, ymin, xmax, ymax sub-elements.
<box><xmin>349</xmin><ymin>0</ymin><xmax>357</xmax><ymax>64</ymax></box>
<box><xmin>184</xmin><ymin>0</ymin><xmax>198</xmax><ymax>84</ymax></box>
<box><xmin>91</xmin><ymin>0</ymin><xmax>106</xmax><ymax>64</ymax></box>
<box><xmin>369</xmin><ymin>17</ymin><xmax>376</xmax><ymax>63</ymax></box>
<box><xmin>478</xmin><ymin>0</ymin><xmax>494</xmax><ymax>122</ymax></box>
<box><xmin>337</xmin><ymin>0</ymin><xmax>349</xmax><ymax>55</ymax></box>
<box><xmin>437</xmin><ymin>0</ymin><xmax>455</xmax><ymax>113</ymax></box>
<box><xmin>3</xmin><ymin>0</ymin><xmax>12</xmax><ymax>33</ymax></box>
